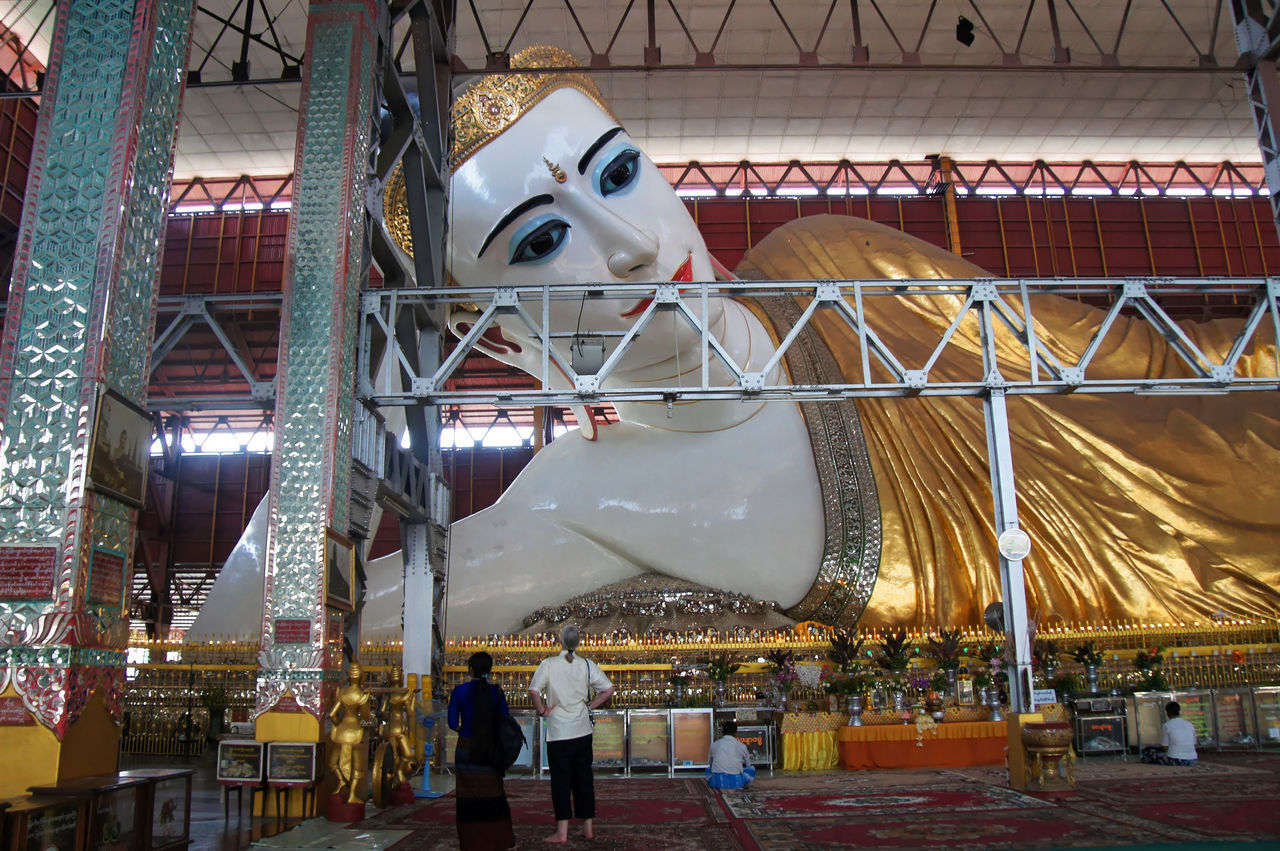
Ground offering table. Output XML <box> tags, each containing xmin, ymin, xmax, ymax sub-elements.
<box><xmin>837</xmin><ymin>720</ymin><xmax>1007</xmax><ymax>770</ymax></box>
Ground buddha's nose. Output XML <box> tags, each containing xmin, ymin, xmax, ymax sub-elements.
<box><xmin>606</xmin><ymin>228</ymin><xmax>659</xmax><ymax>278</ymax></box>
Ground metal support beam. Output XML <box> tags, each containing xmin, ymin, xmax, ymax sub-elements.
<box><xmin>358</xmin><ymin>278</ymin><xmax>1280</xmax><ymax>409</ymax></box>
<box><xmin>1234</xmin><ymin>0</ymin><xmax>1280</xmax><ymax>239</ymax></box>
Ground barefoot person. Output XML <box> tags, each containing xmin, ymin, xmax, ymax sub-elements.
<box><xmin>529</xmin><ymin>625</ymin><xmax>615</xmax><ymax>843</ymax></box>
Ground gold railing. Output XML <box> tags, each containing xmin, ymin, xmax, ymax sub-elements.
<box><xmin>120</xmin><ymin>619</ymin><xmax>1280</xmax><ymax>734</ymax></box>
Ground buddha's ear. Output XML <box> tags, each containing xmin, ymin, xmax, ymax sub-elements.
<box><xmin>446</xmin><ymin>307</ymin><xmax>597</xmax><ymax>440</ymax></box>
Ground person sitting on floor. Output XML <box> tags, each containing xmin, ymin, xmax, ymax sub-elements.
<box><xmin>1141</xmin><ymin>701</ymin><xmax>1198</xmax><ymax>766</ymax></box>
<box><xmin>707</xmin><ymin>721</ymin><xmax>756</xmax><ymax>789</ymax></box>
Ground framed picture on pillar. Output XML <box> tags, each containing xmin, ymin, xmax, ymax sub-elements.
<box><xmin>87</xmin><ymin>388</ymin><xmax>152</xmax><ymax>508</ymax></box>
<box><xmin>325</xmin><ymin>528</ymin><xmax>355</xmax><ymax>611</ymax></box>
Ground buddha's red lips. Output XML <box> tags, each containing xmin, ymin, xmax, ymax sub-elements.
<box><xmin>620</xmin><ymin>255</ymin><xmax>693</xmax><ymax>318</ymax></box>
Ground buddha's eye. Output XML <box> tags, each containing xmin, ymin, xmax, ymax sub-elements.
<box><xmin>598</xmin><ymin>150</ymin><xmax>640</xmax><ymax>196</ymax></box>
<box><xmin>509</xmin><ymin>220</ymin><xmax>569</xmax><ymax>264</ymax></box>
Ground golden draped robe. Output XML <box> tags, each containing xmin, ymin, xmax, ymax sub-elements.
<box><xmin>737</xmin><ymin>215</ymin><xmax>1280</xmax><ymax>628</ymax></box>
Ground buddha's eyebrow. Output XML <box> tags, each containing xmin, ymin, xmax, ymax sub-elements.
<box><xmin>478</xmin><ymin>194</ymin><xmax>554</xmax><ymax>259</ymax></box>
<box><xmin>577</xmin><ymin>127</ymin><xmax>624</xmax><ymax>175</ymax></box>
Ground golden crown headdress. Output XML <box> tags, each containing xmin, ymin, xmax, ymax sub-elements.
<box><xmin>448</xmin><ymin>45</ymin><xmax>616</xmax><ymax>171</ymax></box>
<box><xmin>385</xmin><ymin>46</ymin><xmax>616</xmax><ymax>259</ymax></box>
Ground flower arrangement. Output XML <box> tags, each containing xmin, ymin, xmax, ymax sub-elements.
<box><xmin>705</xmin><ymin>652</ymin><xmax>741</xmax><ymax>683</ymax></box>
<box><xmin>765</xmin><ymin>647</ymin><xmax>795</xmax><ymax>673</ymax></box>
<box><xmin>989</xmin><ymin>656</ymin><xmax>1009</xmax><ymax>684</ymax></box>
<box><xmin>928</xmin><ymin>672</ymin><xmax>949</xmax><ymax>693</ymax></box>
<box><xmin>795</xmin><ymin>662</ymin><xmax>825</xmax><ymax>691</ymax></box>
<box><xmin>972</xmin><ymin>668</ymin><xmax>993</xmax><ymax>690</ymax></box>
<box><xmin>1070</xmin><ymin>641</ymin><xmax>1105</xmax><ymax>667</ymax></box>
<box><xmin>827</xmin><ymin>629</ymin><xmax>865</xmax><ymax>674</ymax></box>
<box><xmin>925</xmin><ymin>628</ymin><xmax>963</xmax><ymax>671</ymax></box>
<box><xmin>1134</xmin><ymin>646</ymin><xmax>1168</xmax><ymax>690</ymax></box>
<box><xmin>1134</xmin><ymin>646</ymin><xmax>1164</xmax><ymax>670</ymax></box>
<box><xmin>914</xmin><ymin>709</ymin><xmax>938</xmax><ymax>745</ymax></box>
<box><xmin>1032</xmin><ymin>638</ymin><xmax>1063</xmax><ymax>671</ymax></box>
<box><xmin>774</xmin><ymin>662</ymin><xmax>799</xmax><ymax>694</ymax></box>
<box><xmin>876</xmin><ymin>628</ymin><xmax>912</xmax><ymax>672</ymax></box>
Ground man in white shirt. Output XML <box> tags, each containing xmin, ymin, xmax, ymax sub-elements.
<box><xmin>1141</xmin><ymin>701</ymin><xmax>1198</xmax><ymax>766</ymax></box>
<box><xmin>707</xmin><ymin>720</ymin><xmax>757</xmax><ymax>789</ymax></box>
<box><xmin>529</xmin><ymin>625</ymin><xmax>615</xmax><ymax>843</ymax></box>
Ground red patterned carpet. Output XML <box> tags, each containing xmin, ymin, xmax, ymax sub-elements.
<box><xmin>351</xmin><ymin>753</ymin><xmax>1280</xmax><ymax>849</ymax></box>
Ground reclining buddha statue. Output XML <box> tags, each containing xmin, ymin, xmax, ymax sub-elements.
<box><xmin>384</xmin><ymin>46</ymin><xmax>1280</xmax><ymax>636</ymax></box>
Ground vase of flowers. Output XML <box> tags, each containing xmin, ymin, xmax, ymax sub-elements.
<box><xmin>705</xmin><ymin>652</ymin><xmax>741</xmax><ymax>707</ymax></box>
<box><xmin>1070</xmin><ymin>641</ymin><xmax>1105</xmax><ymax>693</ymax></box>
<box><xmin>669</xmin><ymin>674</ymin><xmax>688</xmax><ymax>706</ymax></box>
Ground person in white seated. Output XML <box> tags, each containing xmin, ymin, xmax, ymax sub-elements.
<box><xmin>1141</xmin><ymin>701</ymin><xmax>1198</xmax><ymax>766</ymax></box>
<box><xmin>384</xmin><ymin>45</ymin><xmax>1280</xmax><ymax>638</ymax></box>
<box><xmin>707</xmin><ymin>721</ymin><xmax>756</xmax><ymax>790</ymax></box>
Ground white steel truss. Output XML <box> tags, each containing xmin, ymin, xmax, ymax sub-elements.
<box><xmin>359</xmin><ymin>277</ymin><xmax>1280</xmax><ymax>408</ymax></box>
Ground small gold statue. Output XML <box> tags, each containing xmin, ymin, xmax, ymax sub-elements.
<box><xmin>327</xmin><ymin>661</ymin><xmax>374</xmax><ymax>804</ymax></box>
<box><xmin>381</xmin><ymin>666</ymin><xmax>419</xmax><ymax>786</ymax></box>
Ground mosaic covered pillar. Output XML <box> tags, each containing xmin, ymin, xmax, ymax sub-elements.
<box><xmin>254</xmin><ymin>0</ymin><xmax>383</xmax><ymax>743</ymax></box>
<box><xmin>0</xmin><ymin>0</ymin><xmax>196</xmax><ymax>795</ymax></box>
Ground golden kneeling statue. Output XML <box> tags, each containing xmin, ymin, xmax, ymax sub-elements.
<box><xmin>327</xmin><ymin>662</ymin><xmax>374</xmax><ymax>804</ymax></box>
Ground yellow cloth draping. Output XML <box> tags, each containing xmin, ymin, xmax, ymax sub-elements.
<box><xmin>779</xmin><ymin>712</ymin><xmax>847</xmax><ymax>735</ymax></box>
<box><xmin>781</xmin><ymin>730</ymin><xmax>839</xmax><ymax>771</ymax></box>
<box><xmin>835</xmin><ymin>721</ymin><xmax>1007</xmax><ymax>770</ymax></box>
<box><xmin>738</xmin><ymin>215</ymin><xmax>1280</xmax><ymax>626</ymax></box>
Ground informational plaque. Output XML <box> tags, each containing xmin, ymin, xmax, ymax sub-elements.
<box><xmin>216</xmin><ymin>739</ymin><xmax>264</xmax><ymax>782</ymax></box>
<box><xmin>274</xmin><ymin>619</ymin><xmax>311</xmax><ymax>643</ymax></box>
<box><xmin>671</xmin><ymin>709</ymin><xmax>713</xmax><ymax>767</ymax></box>
<box><xmin>23</xmin><ymin>802</ymin><xmax>81</xmax><ymax>851</ymax></box>
<box><xmin>87</xmin><ymin>547</ymin><xmax>126</xmax><ymax>606</ymax></box>
<box><xmin>0</xmin><ymin>695</ymin><xmax>36</xmax><ymax>725</ymax></box>
<box><xmin>266</xmin><ymin>742</ymin><xmax>317</xmax><ymax>785</ymax></box>
<box><xmin>627</xmin><ymin>711</ymin><xmax>670</xmax><ymax>769</ymax></box>
<box><xmin>0</xmin><ymin>544</ymin><xmax>58</xmax><ymax>600</ymax></box>
<box><xmin>1177</xmin><ymin>692</ymin><xmax>1215</xmax><ymax>746</ymax></box>
<box><xmin>590</xmin><ymin>712</ymin><xmax>625</xmax><ymax>769</ymax></box>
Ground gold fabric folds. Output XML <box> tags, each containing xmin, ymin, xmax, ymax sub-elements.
<box><xmin>781</xmin><ymin>730</ymin><xmax>839</xmax><ymax>771</ymax></box>
<box><xmin>737</xmin><ymin>215</ymin><xmax>1280</xmax><ymax>627</ymax></box>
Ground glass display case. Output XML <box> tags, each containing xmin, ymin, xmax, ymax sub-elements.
<box><xmin>627</xmin><ymin>710</ymin><xmax>671</xmax><ymax>774</ymax></box>
<box><xmin>589</xmin><ymin>711</ymin><xmax>627</xmax><ymax>773</ymax></box>
<box><xmin>670</xmin><ymin>708</ymin><xmax>714</xmax><ymax>771</ymax></box>
<box><xmin>1132</xmin><ymin>691</ymin><xmax>1176</xmax><ymax>752</ymax></box>
<box><xmin>1252</xmin><ymin>686</ymin><xmax>1280</xmax><ymax>748</ymax></box>
<box><xmin>1212</xmin><ymin>688</ymin><xmax>1259</xmax><ymax>749</ymax></box>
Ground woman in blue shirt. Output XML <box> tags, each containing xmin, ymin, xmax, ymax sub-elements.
<box><xmin>447</xmin><ymin>651</ymin><xmax>515</xmax><ymax>849</ymax></box>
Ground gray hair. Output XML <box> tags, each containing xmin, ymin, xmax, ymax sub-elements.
<box><xmin>560</xmin><ymin>624</ymin><xmax>581</xmax><ymax>652</ymax></box>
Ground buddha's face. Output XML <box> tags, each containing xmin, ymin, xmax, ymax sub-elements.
<box><xmin>449</xmin><ymin>88</ymin><xmax>718</xmax><ymax>374</ymax></box>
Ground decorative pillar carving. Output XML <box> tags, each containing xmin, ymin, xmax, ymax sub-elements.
<box><xmin>255</xmin><ymin>0</ymin><xmax>383</xmax><ymax>729</ymax></box>
<box><xmin>0</xmin><ymin>0</ymin><xmax>196</xmax><ymax>793</ymax></box>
